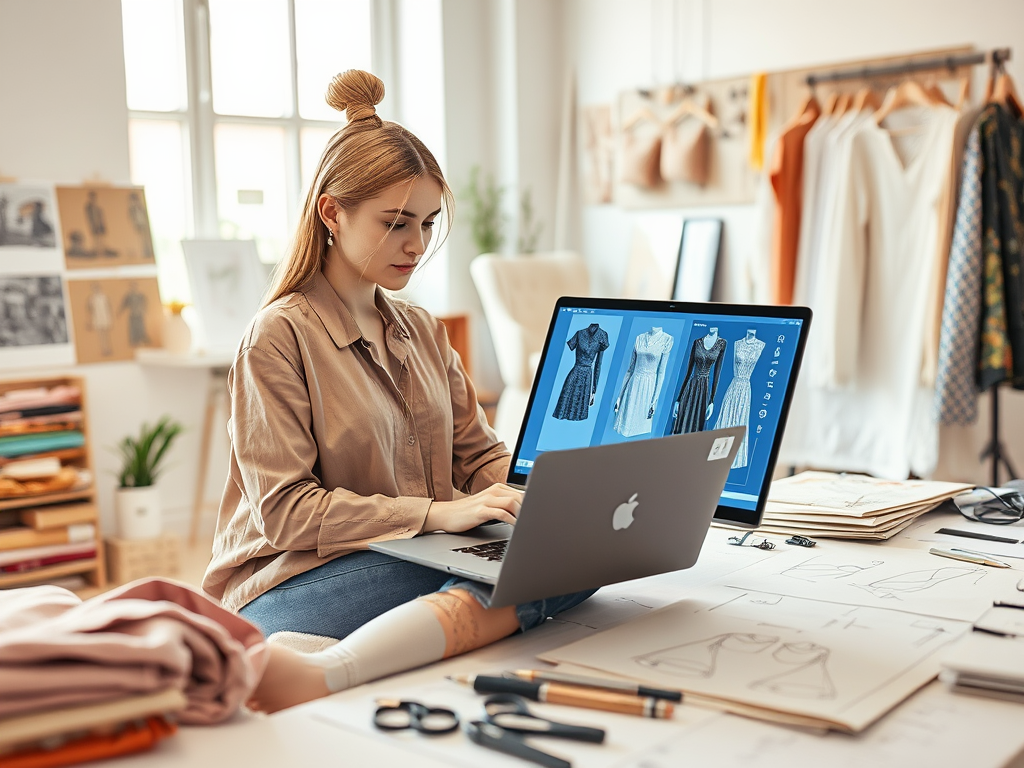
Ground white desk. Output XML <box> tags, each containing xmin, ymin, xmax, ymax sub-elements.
<box><xmin>95</xmin><ymin>512</ymin><xmax>1024</xmax><ymax>767</ymax></box>
<box><xmin>135</xmin><ymin>349</ymin><xmax>233</xmax><ymax>545</ymax></box>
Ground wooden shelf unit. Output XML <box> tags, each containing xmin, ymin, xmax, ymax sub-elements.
<box><xmin>0</xmin><ymin>375</ymin><xmax>105</xmax><ymax>591</ymax></box>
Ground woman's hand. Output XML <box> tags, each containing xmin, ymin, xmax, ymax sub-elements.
<box><xmin>421</xmin><ymin>483</ymin><xmax>523</xmax><ymax>533</ymax></box>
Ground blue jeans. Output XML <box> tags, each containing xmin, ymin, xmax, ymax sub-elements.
<box><xmin>239</xmin><ymin>550</ymin><xmax>596</xmax><ymax>640</ymax></box>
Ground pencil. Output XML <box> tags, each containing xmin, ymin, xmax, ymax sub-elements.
<box><xmin>448</xmin><ymin>674</ymin><xmax>674</xmax><ymax>719</ymax></box>
<box><xmin>511</xmin><ymin>669</ymin><xmax>683</xmax><ymax>702</ymax></box>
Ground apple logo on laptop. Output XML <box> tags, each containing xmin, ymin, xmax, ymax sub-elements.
<box><xmin>612</xmin><ymin>493</ymin><xmax>639</xmax><ymax>530</ymax></box>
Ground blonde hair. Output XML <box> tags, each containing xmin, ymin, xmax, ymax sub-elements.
<box><xmin>264</xmin><ymin>70</ymin><xmax>453</xmax><ymax>305</ymax></box>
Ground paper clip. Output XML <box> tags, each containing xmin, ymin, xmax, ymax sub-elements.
<box><xmin>727</xmin><ymin>531</ymin><xmax>775</xmax><ymax>550</ymax></box>
<box><xmin>785</xmin><ymin>534</ymin><xmax>817</xmax><ymax>548</ymax></box>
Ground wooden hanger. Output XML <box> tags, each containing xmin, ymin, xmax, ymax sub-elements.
<box><xmin>873</xmin><ymin>80</ymin><xmax>940</xmax><ymax>124</ymax></box>
<box><xmin>621</xmin><ymin>106</ymin><xmax>660</xmax><ymax>132</ymax></box>
<box><xmin>926</xmin><ymin>81</ymin><xmax>951</xmax><ymax>107</ymax></box>
<box><xmin>993</xmin><ymin>69</ymin><xmax>1023</xmax><ymax>115</ymax></box>
<box><xmin>852</xmin><ymin>86</ymin><xmax>881</xmax><ymax>112</ymax></box>
<box><xmin>955</xmin><ymin>75</ymin><xmax>971</xmax><ymax>110</ymax></box>
<box><xmin>821</xmin><ymin>92</ymin><xmax>839</xmax><ymax>117</ymax></box>
<box><xmin>834</xmin><ymin>92</ymin><xmax>853</xmax><ymax>116</ymax></box>
<box><xmin>664</xmin><ymin>97</ymin><xmax>720</xmax><ymax>129</ymax></box>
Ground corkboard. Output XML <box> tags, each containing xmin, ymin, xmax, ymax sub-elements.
<box><xmin>66</xmin><ymin>277</ymin><xmax>163</xmax><ymax>364</ymax></box>
<box><xmin>56</xmin><ymin>185</ymin><xmax>156</xmax><ymax>270</ymax></box>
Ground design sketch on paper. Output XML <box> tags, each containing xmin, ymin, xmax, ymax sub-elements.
<box><xmin>57</xmin><ymin>186</ymin><xmax>156</xmax><ymax>268</ymax></box>
<box><xmin>749</xmin><ymin>642</ymin><xmax>836</xmax><ymax>700</ymax></box>
<box><xmin>0</xmin><ymin>186</ymin><xmax>57</xmax><ymax>249</ymax></box>
<box><xmin>86</xmin><ymin>282</ymin><xmax>114</xmax><ymax>357</ymax></box>
<box><xmin>119</xmin><ymin>281</ymin><xmax>152</xmax><ymax>348</ymax></box>
<box><xmin>0</xmin><ymin>276</ymin><xmax>69</xmax><ymax>347</ymax></box>
<box><xmin>780</xmin><ymin>557</ymin><xmax>884</xmax><ymax>582</ymax></box>
<box><xmin>636</xmin><ymin>632</ymin><xmax>775</xmax><ymax>678</ymax></box>
<box><xmin>852</xmin><ymin>566</ymin><xmax>985</xmax><ymax>600</ymax></box>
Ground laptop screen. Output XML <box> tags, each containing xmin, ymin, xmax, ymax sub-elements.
<box><xmin>505</xmin><ymin>297</ymin><xmax>812</xmax><ymax>528</ymax></box>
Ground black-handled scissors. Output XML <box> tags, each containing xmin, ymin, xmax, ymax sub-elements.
<box><xmin>482</xmin><ymin>694</ymin><xmax>606</xmax><ymax>743</ymax></box>
<box><xmin>372</xmin><ymin>699</ymin><xmax>459</xmax><ymax>735</ymax></box>
<box><xmin>466</xmin><ymin>720</ymin><xmax>571</xmax><ymax>768</ymax></box>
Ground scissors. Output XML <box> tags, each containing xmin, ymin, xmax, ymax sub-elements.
<box><xmin>372</xmin><ymin>699</ymin><xmax>460</xmax><ymax>735</ymax></box>
<box><xmin>481</xmin><ymin>693</ymin><xmax>606</xmax><ymax>742</ymax></box>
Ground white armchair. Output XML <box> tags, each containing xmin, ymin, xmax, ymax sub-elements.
<box><xmin>470</xmin><ymin>251</ymin><xmax>591</xmax><ymax>447</ymax></box>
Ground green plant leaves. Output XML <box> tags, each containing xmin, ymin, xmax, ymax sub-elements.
<box><xmin>116</xmin><ymin>415</ymin><xmax>184</xmax><ymax>488</ymax></box>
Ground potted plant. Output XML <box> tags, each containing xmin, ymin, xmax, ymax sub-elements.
<box><xmin>114</xmin><ymin>416</ymin><xmax>183</xmax><ymax>539</ymax></box>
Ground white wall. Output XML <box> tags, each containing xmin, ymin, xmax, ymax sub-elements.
<box><xmin>559</xmin><ymin>0</ymin><xmax>1024</xmax><ymax>484</ymax></box>
<box><xmin>0</xmin><ymin>0</ymin><xmax>224</xmax><ymax>539</ymax></box>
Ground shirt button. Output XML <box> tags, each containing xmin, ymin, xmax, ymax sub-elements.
<box><xmin>408</xmin><ymin>435</ymin><xmax>416</xmax><ymax>445</ymax></box>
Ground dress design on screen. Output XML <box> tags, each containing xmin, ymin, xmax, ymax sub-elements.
<box><xmin>552</xmin><ymin>323</ymin><xmax>610</xmax><ymax>421</ymax></box>
<box><xmin>671</xmin><ymin>328</ymin><xmax>726</xmax><ymax>434</ymax></box>
<box><xmin>714</xmin><ymin>330</ymin><xmax>765</xmax><ymax>467</ymax></box>
<box><xmin>614</xmin><ymin>327</ymin><xmax>674</xmax><ymax>437</ymax></box>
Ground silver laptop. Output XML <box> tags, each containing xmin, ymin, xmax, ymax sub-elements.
<box><xmin>371</xmin><ymin>427</ymin><xmax>742</xmax><ymax>608</ymax></box>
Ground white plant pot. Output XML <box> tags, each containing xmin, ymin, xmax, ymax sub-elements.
<box><xmin>163</xmin><ymin>311</ymin><xmax>193</xmax><ymax>355</ymax></box>
<box><xmin>115</xmin><ymin>485</ymin><xmax>162</xmax><ymax>540</ymax></box>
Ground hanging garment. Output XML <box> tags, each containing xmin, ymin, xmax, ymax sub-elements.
<box><xmin>714</xmin><ymin>334</ymin><xmax>766</xmax><ymax>468</ymax></box>
<box><xmin>977</xmin><ymin>104</ymin><xmax>1024</xmax><ymax>390</ymax></box>
<box><xmin>619</xmin><ymin>112</ymin><xmax>662</xmax><ymax>189</ymax></box>
<box><xmin>935</xmin><ymin>126</ymin><xmax>984</xmax><ymax>425</ymax></box>
<box><xmin>781</xmin><ymin>105</ymin><xmax>959</xmax><ymax>479</ymax></box>
<box><xmin>552</xmin><ymin>323</ymin><xmax>610</xmax><ymax>421</ymax></box>
<box><xmin>748</xmin><ymin>72</ymin><xmax>769</xmax><ymax>171</ymax></box>
<box><xmin>769</xmin><ymin>98</ymin><xmax>821</xmax><ymax>305</ymax></box>
<box><xmin>671</xmin><ymin>335</ymin><xmax>727</xmax><ymax>434</ymax></box>
<box><xmin>613</xmin><ymin>328</ymin><xmax>675</xmax><ymax>437</ymax></box>
<box><xmin>660</xmin><ymin>94</ymin><xmax>713</xmax><ymax>187</ymax></box>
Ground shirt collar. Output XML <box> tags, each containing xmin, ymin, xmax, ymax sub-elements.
<box><xmin>301</xmin><ymin>270</ymin><xmax>411</xmax><ymax>349</ymax></box>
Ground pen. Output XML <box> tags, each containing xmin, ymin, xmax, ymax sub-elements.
<box><xmin>928</xmin><ymin>547</ymin><xmax>1011</xmax><ymax>568</ymax></box>
<box><xmin>510</xmin><ymin>669</ymin><xmax>683</xmax><ymax>702</ymax></box>
<box><xmin>935</xmin><ymin>527</ymin><xmax>1020</xmax><ymax>544</ymax></box>
<box><xmin>448</xmin><ymin>674</ymin><xmax>674</xmax><ymax>719</ymax></box>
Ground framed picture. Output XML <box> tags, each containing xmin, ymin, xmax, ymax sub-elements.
<box><xmin>671</xmin><ymin>218</ymin><xmax>722</xmax><ymax>302</ymax></box>
<box><xmin>55</xmin><ymin>185</ymin><xmax>155</xmax><ymax>269</ymax></box>
<box><xmin>66</xmin><ymin>277</ymin><xmax>163</xmax><ymax>364</ymax></box>
<box><xmin>181</xmin><ymin>239</ymin><xmax>267</xmax><ymax>354</ymax></box>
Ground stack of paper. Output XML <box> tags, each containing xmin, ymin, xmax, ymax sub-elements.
<box><xmin>753</xmin><ymin>471</ymin><xmax>973</xmax><ymax>540</ymax></box>
<box><xmin>940</xmin><ymin>605</ymin><xmax>1024</xmax><ymax>702</ymax></box>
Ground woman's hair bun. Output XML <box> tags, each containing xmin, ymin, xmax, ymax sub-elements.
<box><xmin>326</xmin><ymin>70</ymin><xmax>385</xmax><ymax>123</ymax></box>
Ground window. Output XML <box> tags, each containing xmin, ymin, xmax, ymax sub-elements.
<box><xmin>122</xmin><ymin>0</ymin><xmax>447</xmax><ymax>309</ymax></box>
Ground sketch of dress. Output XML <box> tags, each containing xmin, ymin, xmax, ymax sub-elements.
<box><xmin>127</xmin><ymin>192</ymin><xmax>154</xmax><ymax>260</ymax></box>
<box><xmin>714</xmin><ymin>332</ymin><xmax>765</xmax><ymax>467</ymax></box>
<box><xmin>635</xmin><ymin>632</ymin><xmax>776</xmax><ymax>678</ymax></box>
<box><xmin>853</xmin><ymin>566</ymin><xmax>982</xmax><ymax>600</ymax></box>
<box><xmin>552</xmin><ymin>323</ymin><xmax>610</xmax><ymax>421</ymax></box>
<box><xmin>119</xmin><ymin>283</ymin><xmax>151</xmax><ymax>347</ymax></box>
<box><xmin>87</xmin><ymin>284</ymin><xmax>114</xmax><ymax>357</ymax></box>
<box><xmin>614</xmin><ymin>328</ymin><xmax>674</xmax><ymax>437</ymax></box>
<box><xmin>781</xmin><ymin>558</ymin><xmax>883</xmax><ymax>582</ymax></box>
<box><xmin>671</xmin><ymin>334</ymin><xmax>727</xmax><ymax>434</ymax></box>
<box><xmin>750</xmin><ymin>642</ymin><xmax>836</xmax><ymax>699</ymax></box>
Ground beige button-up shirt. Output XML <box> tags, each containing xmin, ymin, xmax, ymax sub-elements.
<box><xmin>202</xmin><ymin>271</ymin><xmax>510</xmax><ymax>611</ymax></box>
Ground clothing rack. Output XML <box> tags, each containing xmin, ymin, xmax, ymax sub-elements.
<box><xmin>805</xmin><ymin>47</ymin><xmax>1011</xmax><ymax>87</ymax></box>
<box><xmin>803</xmin><ymin>46</ymin><xmax>1020</xmax><ymax>485</ymax></box>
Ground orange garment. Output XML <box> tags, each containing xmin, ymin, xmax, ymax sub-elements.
<box><xmin>769</xmin><ymin>99</ymin><xmax>821</xmax><ymax>305</ymax></box>
<box><xmin>5</xmin><ymin>716</ymin><xmax>176</xmax><ymax>768</ymax></box>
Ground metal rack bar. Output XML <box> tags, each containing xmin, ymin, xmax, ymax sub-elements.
<box><xmin>806</xmin><ymin>47</ymin><xmax>1011</xmax><ymax>87</ymax></box>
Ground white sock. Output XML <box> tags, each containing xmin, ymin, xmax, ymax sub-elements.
<box><xmin>308</xmin><ymin>598</ymin><xmax>447</xmax><ymax>692</ymax></box>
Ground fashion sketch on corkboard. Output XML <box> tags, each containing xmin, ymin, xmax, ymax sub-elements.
<box><xmin>67</xmin><ymin>277</ymin><xmax>162</xmax><ymax>363</ymax></box>
<box><xmin>552</xmin><ymin>322</ymin><xmax>610</xmax><ymax>421</ymax></box>
<box><xmin>56</xmin><ymin>185</ymin><xmax>156</xmax><ymax>269</ymax></box>
<box><xmin>0</xmin><ymin>184</ymin><xmax>58</xmax><ymax>250</ymax></box>
<box><xmin>0</xmin><ymin>275</ymin><xmax>69</xmax><ymax>348</ymax></box>
<box><xmin>671</xmin><ymin>326</ymin><xmax>727</xmax><ymax>434</ymax></box>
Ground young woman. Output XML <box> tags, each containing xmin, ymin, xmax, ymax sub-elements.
<box><xmin>201</xmin><ymin>70</ymin><xmax>594</xmax><ymax>713</ymax></box>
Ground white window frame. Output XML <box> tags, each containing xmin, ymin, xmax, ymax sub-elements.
<box><xmin>127</xmin><ymin>0</ymin><xmax>397</xmax><ymax>251</ymax></box>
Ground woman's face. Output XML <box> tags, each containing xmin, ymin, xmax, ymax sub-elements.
<box><xmin>328</xmin><ymin>177</ymin><xmax>442</xmax><ymax>292</ymax></box>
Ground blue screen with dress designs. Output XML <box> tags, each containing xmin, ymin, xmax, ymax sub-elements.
<box><xmin>507</xmin><ymin>298</ymin><xmax>810</xmax><ymax>526</ymax></box>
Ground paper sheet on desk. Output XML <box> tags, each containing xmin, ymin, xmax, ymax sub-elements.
<box><xmin>613</xmin><ymin>682</ymin><xmax>1024</xmax><ymax>768</ymax></box>
<box><xmin>720</xmin><ymin>542</ymin><xmax>1022</xmax><ymax>621</ymax></box>
<box><xmin>904</xmin><ymin>516</ymin><xmax>1024</xmax><ymax>561</ymax></box>
<box><xmin>541</xmin><ymin>589</ymin><xmax>967</xmax><ymax>733</ymax></box>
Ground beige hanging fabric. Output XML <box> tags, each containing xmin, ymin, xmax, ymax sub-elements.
<box><xmin>660</xmin><ymin>94</ymin><xmax>714</xmax><ymax>186</ymax></box>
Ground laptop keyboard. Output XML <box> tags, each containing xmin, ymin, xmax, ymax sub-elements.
<box><xmin>452</xmin><ymin>539</ymin><xmax>508</xmax><ymax>562</ymax></box>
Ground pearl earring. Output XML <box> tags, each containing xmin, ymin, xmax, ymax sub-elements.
<box><xmin>327</xmin><ymin>227</ymin><xmax>334</xmax><ymax>246</ymax></box>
